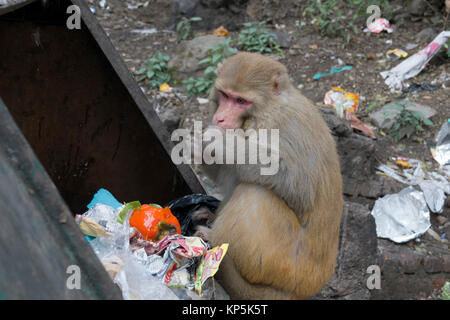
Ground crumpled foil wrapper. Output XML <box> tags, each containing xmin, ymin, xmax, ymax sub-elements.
<box><xmin>418</xmin><ymin>180</ymin><xmax>446</xmax><ymax>214</ymax></box>
<box><xmin>433</xmin><ymin>119</ymin><xmax>450</xmax><ymax>166</ymax></box>
<box><xmin>371</xmin><ymin>187</ymin><xmax>431</xmax><ymax>243</ymax></box>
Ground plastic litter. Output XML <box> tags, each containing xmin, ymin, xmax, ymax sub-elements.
<box><xmin>363</xmin><ymin>18</ymin><xmax>393</xmax><ymax>33</ymax></box>
<box><xmin>313</xmin><ymin>65</ymin><xmax>352</xmax><ymax>80</ymax></box>
<box><xmin>166</xmin><ymin>194</ymin><xmax>220</xmax><ymax>236</ymax></box>
<box><xmin>212</xmin><ymin>26</ymin><xmax>229</xmax><ymax>37</ymax></box>
<box><xmin>377</xmin><ymin>157</ymin><xmax>450</xmax><ymax>214</ymax></box>
<box><xmin>323</xmin><ymin>87</ymin><xmax>376</xmax><ymax>139</ymax></box>
<box><xmin>87</xmin><ymin>188</ymin><xmax>122</xmax><ymax>210</ymax></box>
<box><xmin>194</xmin><ymin>243</ymin><xmax>229</xmax><ymax>295</ymax></box>
<box><xmin>77</xmin><ymin>189</ymin><xmax>228</xmax><ymax>300</ymax></box>
<box><xmin>431</xmin><ymin>119</ymin><xmax>450</xmax><ymax>166</ymax></box>
<box><xmin>380</xmin><ymin>31</ymin><xmax>450</xmax><ymax>91</ymax></box>
<box><xmin>371</xmin><ymin>186</ymin><xmax>431</xmax><ymax>243</ymax></box>
<box><xmin>386</xmin><ymin>48</ymin><xmax>408</xmax><ymax>60</ymax></box>
<box><xmin>323</xmin><ymin>87</ymin><xmax>359</xmax><ymax>118</ymax></box>
<box><xmin>402</xmin><ymin>82</ymin><xmax>442</xmax><ymax>94</ymax></box>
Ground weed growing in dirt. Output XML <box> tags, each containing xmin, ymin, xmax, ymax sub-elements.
<box><xmin>136</xmin><ymin>51</ymin><xmax>171</xmax><ymax>89</ymax></box>
<box><xmin>176</xmin><ymin>16</ymin><xmax>202</xmax><ymax>42</ymax></box>
<box><xmin>183</xmin><ymin>38</ymin><xmax>237</xmax><ymax>95</ymax></box>
<box><xmin>382</xmin><ymin>102</ymin><xmax>434</xmax><ymax>142</ymax></box>
<box><xmin>444</xmin><ymin>40</ymin><xmax>450</xmax><ymax>58</ymax></box>
<box><xmin>303</xmin><ymin>0</ymin><xmax>392</xmax><ymax>47</ymax></box>
<box><xmin>237</xmin><ymin>21</ymin><xmax>282</xmax><ymax>54</ymax></box>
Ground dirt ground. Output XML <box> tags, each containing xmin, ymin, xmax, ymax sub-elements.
<box><xmin>89</xmin><ymin>0</ymin><xmax>450</xmax><ymax>299</ymax></box>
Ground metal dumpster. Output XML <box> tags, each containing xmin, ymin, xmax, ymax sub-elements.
<box><xmin>0</xmin><ymin>0</ymin><xmax>203</xmax><ymax>299</ymax></box>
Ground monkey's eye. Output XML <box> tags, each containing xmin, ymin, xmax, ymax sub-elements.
<box><xmin>236</xmin><ymin>97</ymin><xmax>247</xmax><ymax>105</ymax></box>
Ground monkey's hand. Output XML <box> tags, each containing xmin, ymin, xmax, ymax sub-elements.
<box><xmin>193</xmin><ymin>225</ymin><xmax>212</xmax><ymax>242</ymax></box>
<box><xmin>194</xmin><ymin>125</ymin><xmax>226</xmax><ymax>182</ymax></box>
<box><xmin>191</xmin><ymin>207</ymin><xmax>216</xmax><ymax>227</ymax></box>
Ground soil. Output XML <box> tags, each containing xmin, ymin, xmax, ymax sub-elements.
<box><xmin>89</xmin><ymin>0</ymin><xmax>450</xmax><ymax>299</ymax></box>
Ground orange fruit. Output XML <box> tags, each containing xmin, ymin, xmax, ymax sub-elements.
<box><xmin>129</xmin><ymin>205</ymin><xmax>181</xmax><ymax>241</ymax></box>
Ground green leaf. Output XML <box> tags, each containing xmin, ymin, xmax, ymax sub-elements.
<box><xmin>367</xmin><ymin>102</ymin><xmax>377</xmax><ymax>111</ymax></box>
<box><xmin>116</xmin><ymin>201</ymin><xmax>141</xmax><ymax>224</ymax></box>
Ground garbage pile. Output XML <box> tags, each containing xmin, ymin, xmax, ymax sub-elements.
<box><xmin>372</xmin><ymin>120</ymin><xmax>450</xmax><ymax>244</ymax></box>
<box><xmin>75</xmin><ymin>189</ymin><xmax>229</xmax><ymax>300</ymax></box>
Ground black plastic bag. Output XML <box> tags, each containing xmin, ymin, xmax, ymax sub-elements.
<box><xmin>165</xmin><ymin>194</ymin><xmax>220</xmax><ymax>236</ymax></box>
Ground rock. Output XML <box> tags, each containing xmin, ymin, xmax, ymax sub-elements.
<box><xmin>271</xmin><ymin>31</ymin><xmax>292</xmax><ymax>49</ymax></box>
<box><xmin>319</xmin><ymin>107</ymin><xmax>397</xmax><ymax>199</ymax></box>
<box><xmin>313</xmin><ymin>202</ymin><xmax>378</xmax><ymax>299</ymax></box>
<box><xmin>319</xmin><ymin>107</ymin><xmax>352</xmax><ymax>137</ymax></box>
<box><xmin>200</xmin><ymin>0</ymin><xmax>224</xmax><ymax>8</ymax></box>
<box><xmin>174</xmin><ymin>0</ymin><xmax>199</xmax><ymax>15</ymax></box>
<box><xmin>158</xmin><ymin>108</ymin><xmax>181</xmax><ymax>133</ymax></box>
<box><xmin>168</xmin><ymin>35</ymin><xmax>228</xmax><ymax>76</ymax></box>
<box><xmin>408</xmin><ymin>0</ymin><xmax>427</xmax><ymax>16</ymax></box>
<box><xmin>369</xmin><ymin>99</ymin><xmax>437</xmax><ymax>129</ymax></box>
<box><xmin>372</xmin><ymin>239</ymin><xmax>450</xmax><ymax>299</ymax></box>
<box><xmin>430</xmin><ymin>15</ymin><xmax>442</xmax><ymax>25</ymax></box>
<box><xmin>437</xmin><ymin>216</ymin><xmax>448</xmax><ymax>225</ymax></box>
<box><xmin>392</xmin><ymin>12</ymin><xmax>410</xmax><ymax>28</ymax></box>
<box><xmin>416</xmin><ymin>27</ymin><xmax>437</xmax><ymax>40</ymax></box>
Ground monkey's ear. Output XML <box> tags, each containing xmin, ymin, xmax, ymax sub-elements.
<box><xmin>272</xmin><ymin>72</ymin><xmax>283</xmax><ymax>95</ymax></box>
<box><xmin>217</xmin><ymin>62</ymin><xmax>223</xmax><ymax>74</ymax></box>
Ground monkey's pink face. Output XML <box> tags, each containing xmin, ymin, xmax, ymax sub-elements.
<box><xmin>213</xmin><ymin>89</ymin><xmax>253</xmax><ymax>129</ymax></box>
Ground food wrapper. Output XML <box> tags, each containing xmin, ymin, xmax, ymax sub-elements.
<box><xmin>431</xmin><ymin>119</ymin><xmax>450</xmax><ymax>166</ymax></box>
<box><xmin>386</xmin><ymin>48</ymin><xmax>408</xmax><ymax>60</ymax></box>
<box><xmin>363</xmin><ymin>18</ymin><xmax>393</xmax><ymax>33</ymax></box>
<box><xmin>380</xmin><ymin>31</ymin><xmax>450</xmax><ymax>91</ymax></box>
<box><xmin>194</xmin><ymin>243</ymin><xmax>229</xmax><ymax>296</ymax></box>
<box><xmin>75</xmin><ymin>215</ymin><xmax>114</xmax><ymax>238</ymax></box>
<box><xmin>377</xmin><ymin>158</ymin><xmax>450</xmax><ymax>214</ymax></box>
<box><xmin>212</xmin><ymin>26</ymin><xmax>229</xmax><ymax>37</ymax></box>
<box><xmin>130</xmin><ymin>234</ymin><xmax>208</xmax><ymax>287</ymax></box>
<box><xmin>371</xmin><ymin>187</ymin><xmax>430</xmax><ymax>243</ymax></box>
<box><xmin>324</xmin><ymin>87</ymin><xmax>359</xmax><ymax>118</ymax></box>
<box><xmin>159</xmin><ymin>83</ymin><xmax>171</xmax><ymax>92</ymax></box>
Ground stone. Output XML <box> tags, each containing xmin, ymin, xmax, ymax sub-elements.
<box><xmin>168</xmin><ymin>35</ymin><xmax>228</xmax><ymax>76</ymax></box>
<box><xmin>369</xmin><ymin>99</ymin><xmax>437</xmax><ymax>129</ymax></box>
<box><xmin>271</xmin><ymin>31</ymin><xmax>292</xmax><ymax>49</ymax></box>
<box><xmin>200</xmin><ymin>0</ymin><xmax>224</xmax><ymax>8</ymax></box>
<box><xmin>158</xmin><ymin>108</ymin><xmax>181</xmax><ymax>133</ymax></box>
<box><xmin>174</xmin><ymin>0</ymin><xmax>199</xmax><ymax>15</ymax></box>
<box><xmin>313</xmin><ymin>202</ymin><xmax>378</xmax><ymax>299</ymax></box>
<box><xmin>408</xmin><ymin>0</ymin><xmax>427</xmax><ymax>16</ymax></box>
<box><xmin>416</xmin><ymin>27</ymin><xmax>437</xmax><ymax>40</ymax></box>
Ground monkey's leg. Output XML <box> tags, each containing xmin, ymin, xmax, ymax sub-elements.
<box><xmin>216</xmin><ymin>255</ymin><xmax>295</xmax><ymax>300</ymax></box>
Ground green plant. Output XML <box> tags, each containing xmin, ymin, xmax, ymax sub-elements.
<box><xmin>444</xmin><ymin>40</ymin><xmax>450</xmax><ymax>58</ymax></box>
<box><xmin>237</xmin><ymin>21</ymin><xmax>282</xmax><ymax>54</ymax></box>
<box><xmin>303</xmin><ymin>0</ymin><xmax>392</xmax><ymax>47</ymax></box>
<box><xmin>382</xmin><ymin>102</ymin><xmax>433</xmax><ymax>142</ymax></box>
<box><xmin>136</xmin><ymin>51</ymin><xmax>171</xmax><ymax>89</ymax></box>
<box><xmin>176</xmin><ymin>16</ymin><xmax>202</xmax><ymax>42</ymax></box>
<box><xmin>183</xmin><ymin>38</ymin><xmax>237</xmax><ymax>95</ymax></box>
<box><xmin>442</xmin><ymin>282</ymin><xmax>450</xmax><ymax>300</ymax></box>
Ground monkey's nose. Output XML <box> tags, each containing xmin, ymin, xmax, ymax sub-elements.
<box><xmin>213</xmin><ymin>116</ymin><xmax>224</xmax><ymax>125</ymax></box>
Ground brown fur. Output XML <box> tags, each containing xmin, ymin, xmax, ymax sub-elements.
<box><xmin>207</xmin><ymin>52</ymin><xmax>343</xmax><ymax>299</ymax></box>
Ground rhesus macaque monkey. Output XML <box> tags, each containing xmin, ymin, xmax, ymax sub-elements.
<box><xmin>198</xmin><ymin>52</ymin><xmax>343</xmax><ymax>300</ymax></box>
